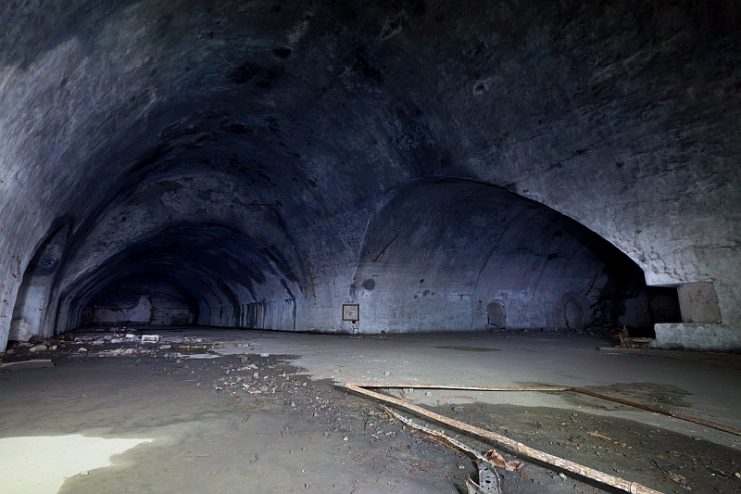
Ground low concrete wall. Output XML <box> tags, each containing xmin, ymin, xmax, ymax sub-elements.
<box><xmin>653</xmin><ymin>323</ymin><xmax>741</xmax><ymax>352</ymax></box>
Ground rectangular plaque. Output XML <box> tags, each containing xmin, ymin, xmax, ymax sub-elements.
<box><xmin>342</xmin><ymin>304</ymin><xmax>359</xmax><ymax>322</ymax></box>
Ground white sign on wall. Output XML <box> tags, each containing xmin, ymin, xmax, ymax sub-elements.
<box><xmin>342</xmin><ymin>304</ymin><xmax>359</xmax><ymax>322</ymax></box>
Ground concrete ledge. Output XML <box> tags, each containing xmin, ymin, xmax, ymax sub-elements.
<box><xmin>653</xmin><ymin>323</ymin><xmax>741</xmax><ymax>352</ymax></box>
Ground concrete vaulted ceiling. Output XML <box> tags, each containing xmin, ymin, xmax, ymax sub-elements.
<box><xmin>0</xmin><ymin>1</ymin><xmax>739</xmax><ymax>350</ymax></box>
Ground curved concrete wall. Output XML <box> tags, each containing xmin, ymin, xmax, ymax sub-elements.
<box><xmin>0</xmin><ymin>1</ymin><xmax>738</xmax><ymax>349</ymax></box>
<box><xmin>348</xmin><ymin>179</ymin><xmax>649</xmax><ymax>332</ymax></box>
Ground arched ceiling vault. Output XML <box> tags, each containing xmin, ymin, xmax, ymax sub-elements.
<box><xmin>0</xmin><ymin>1</ymin><xmax>739</xmax><ymax>347</ymax></box>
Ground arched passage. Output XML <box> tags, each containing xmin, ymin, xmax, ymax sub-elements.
<box><xmin>348</xmin><ymin>178</ymin><xmax>680</xmax><ymax>333</ymax></box>
<box><xmin>57</xmin><ymin>224</ymin><xmax>303</xmax><ymax>333</ymax></box>
<box><xmin>9</xmin><ymin>221</ymin><xmax>71</xmax><ymax>342</ymax></box>
<box><xmin>81</xmin><ymin>274</ymin><xmax>200</xmax><ymax>328</ymax></box>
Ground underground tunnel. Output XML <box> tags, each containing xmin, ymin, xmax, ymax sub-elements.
<box><xmin>0</xmin><ymin>1</ymin><xmax>739</xmax><ymax>493</ymax></box>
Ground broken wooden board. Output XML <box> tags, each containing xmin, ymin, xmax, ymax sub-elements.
<box><xmin>0</xmin><ymin>359</ymin><xmax>54</xmax><ymax>370</ymax></box>
<box><xmin>383</xmin><ymin>406</ymin><xmax>521</xmax><ymax>472</ymax></box>
<box><xmin>348</xmin><ymin>381</ymin><xmax>741</xmax><ymax>437</ymax></box>
<box><xmin>338</xmin><ymin>382</ymin><xmax>665</xmax><ymax>494</ymax></box>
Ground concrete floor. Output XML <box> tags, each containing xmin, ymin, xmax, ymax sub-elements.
<box><xmin>1</xmin><ymin>329</ymin><xmax>739</xmax><ymax>493</ymax></box>
<box><xmin>216</xmin><ymin>330</ymin><xmax>741</xmax><ymax>444</ymax></box>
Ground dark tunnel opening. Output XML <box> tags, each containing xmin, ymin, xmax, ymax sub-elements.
<box><xmin>59</xmin><ymin>223</ymin><xmax>302</xmax><ymax>333</ymax></box>
<box><xmin>52</xmin><ymin>179</ymin><xmax>681</xmax><ymax>337</ymax></box>
<box><xmin>81</xmin><ymin>274</ymin><xmax>200</xmax><ymax>328</ymax></box>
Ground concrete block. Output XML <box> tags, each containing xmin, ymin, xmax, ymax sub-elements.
<box><xmin>677</xmin><ymin>282</ymin><xmax>722</xmax><ymax>323</ymax></box>
<box><xmin>653</xmin><ymin>323</ymin><xmax>741</xmax><ymax>352</ymax></box>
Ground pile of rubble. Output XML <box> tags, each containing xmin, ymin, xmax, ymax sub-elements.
<box><xmin>1</xmin><ymin>330</ymin><xmax>235</xmax><ymax>362</ymax></box>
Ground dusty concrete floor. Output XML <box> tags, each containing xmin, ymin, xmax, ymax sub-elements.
<box><xmin>0</xmin><ymin>329</ymin><xmax>739</xmax><ymax>494</ymax></box>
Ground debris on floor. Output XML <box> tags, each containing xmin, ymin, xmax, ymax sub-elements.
<box><xmin>180</xmin><ymin>353</ymin><xmax>222</xmax><ymax>360</ymax></box>
<box><xmin>1</xmin><ymin>331</ymin><xmax>739</xmax><ymax>493</ymax></box>
<box><xmin>618</xmin><ymin>327</ymin><xmax>652</xmax><ymax>349</ymax></box>
<box><xmin>586</xmin><ymin>431</ymin><xmax>632</xmax><ymax>449</ymax></box>
<box><xmin>465</xmin><ymin>463</ymin><xmax>503</xmax><ymax>494</ymax></box>
<box><xmin>341</xmin><ymin>383</ymin><xmax>666</xmax><ymax>494</ymax></box>
<box><xmin>96</xmin><ymin>348</ymin><xmax>143</xmax><ymax>357</ymax></box>
<box><xmin>383</xmin><ymin>405</ymin><xmax>508</xmax><ymax>492</ymax></box>
<box><xmin>1</xmin><ymin>332</ymin><xmax>232</xmax><ymax>360</ymax></box>
<box><xmin>382</xmin><ymin>405</ymin><xmax>521</xmax><ymax>472</ymax></box>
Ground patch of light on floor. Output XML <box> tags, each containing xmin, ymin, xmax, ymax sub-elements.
<box><xmin>0</xmin><ymin>434</ymin><xmax>152</xmax><ymax>494</ymax></box>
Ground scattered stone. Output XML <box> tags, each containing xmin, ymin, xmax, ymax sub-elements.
<box><xmin>159</xmin><ymin>344</ymin><xmax>172</xmax><ymax>350</ymax></box>
<box><xmin>29</xmin><ymin>344</ymin><xmax>48</xmax><ymax>353</ymax></box>
<box><xmin>666</xmin><ymin>471</ymin><xmax>688</xmax><ymax>486</ymax></box>
<box><xmin>78</xmin><ymin>347</ymin><xmax>88</xmax><ymax>353</ymax></box>
<box><xmin>260</xmin><ymin>353</ymin><xmax>270</xmax><ymax>358</ymax></box>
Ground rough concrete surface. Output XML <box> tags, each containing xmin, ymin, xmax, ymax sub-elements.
<box><xmin>0</xmin><ymin>1</ymin><xmax>739</xmax><ymax>351</ymax></box>
<box><xmin>2</xmin><ymin>3</ymin><xmax>741</xmax><ymax>493</ymax></box>
<box><xmin>1</xmin><ymin>330</ymin><xmax>739</xmax><ymax>494</ymax></box>
<box><xmin>654</xmin><ymin>323</ymin><xmax>741</xmax><ymax>352</ymax></box>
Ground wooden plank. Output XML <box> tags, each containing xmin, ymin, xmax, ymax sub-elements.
<box><xmin>347</xmin><ymin>382</ymin><xmax>569</xmax><ymax>392</ymax></box>
<box><xmin>382</xmin><ymin>406</ymin><xmax>522</xmax><ymax>472</ymax></box>
<box><xmin>0</xmin><ymin>359</ymin><xmax>54</xmax><ymax>370</ymax></box>
<box><xmin>572</xmin><ymin>387</ymin><xmax>741</xmax><ymax>437</ymax></box>
<box><xmin>339</xmin><ymin>383</ymin><xmax>665</xmax><ymax>494</ymax></box>
<box><xmin>347</xmin><ymin>382</ymin><xmax>741</xmax><ymax>437</ymax></box>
